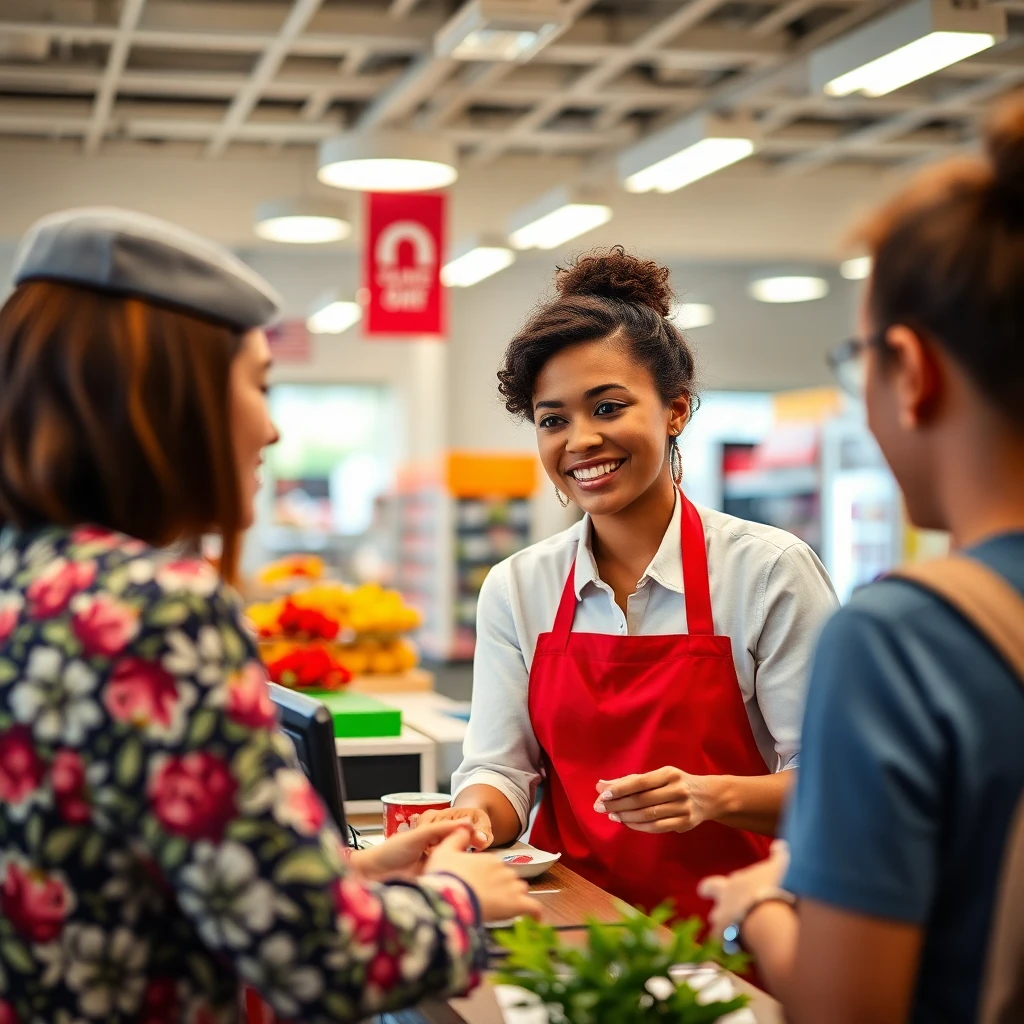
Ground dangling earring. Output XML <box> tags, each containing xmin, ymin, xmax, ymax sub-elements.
<box><xmin>554</xmin><ymin>486</ymin><xmax>569</xmax><ymax>507</ymax></box>
<box><xmin>670</xmin><ymin>437</ymin><xmax>683</xmax><ymax>486</ymax></box>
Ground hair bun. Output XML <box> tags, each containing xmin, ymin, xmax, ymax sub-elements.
<box><xmin>985</xmin><ymin>89</ymin><xmax>1024</xmax><ymax>201</ymax></box>
<box><xmin>556</xmin><ymin>246</ymin><xmax>674</xmax><ymax>317</ymax></box>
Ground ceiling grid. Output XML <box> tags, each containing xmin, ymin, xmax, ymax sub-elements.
<box><xmin>0</xmin><ymin>0</ymin><xmax>1018</xmax><ymax>171</ymax></box>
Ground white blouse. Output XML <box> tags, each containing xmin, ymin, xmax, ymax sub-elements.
<box><xmin>451</xmin><ymin>498</ymin><xmax>839</xmax><ymax>830</ymax></box>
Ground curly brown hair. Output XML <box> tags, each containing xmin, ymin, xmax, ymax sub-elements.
<box><xmin>497</xmin><ymin>246</ymin><xmax>699</xmax><ymax>419</ymax></box>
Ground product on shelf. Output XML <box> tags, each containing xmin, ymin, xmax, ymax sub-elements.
<box><xmin>248</xmin><ymin>578</ymin><xmax>422</xmax><ymax>678</ymax></box>
<box><xmin>256</xmin><ymin>553</ymin><xmax>325</xmax><ymax>587</ymax></box>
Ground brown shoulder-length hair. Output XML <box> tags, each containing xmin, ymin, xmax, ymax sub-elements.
<box><xmin>0</xmin><ymin>280</ymin><xmax>244</xmax><ymax>580</ymax></box>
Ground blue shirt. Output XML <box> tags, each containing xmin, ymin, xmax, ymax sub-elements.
<box><xmin>784</xmin><ymin>533</ymin><xmax>1024</xmax><ymax>1024</ymax></box>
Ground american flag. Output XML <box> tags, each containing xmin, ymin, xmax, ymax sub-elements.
<box><xmin>266</xmin><ymin>319</ymin><xmax>312</xmax><ymax>363</ymax></box>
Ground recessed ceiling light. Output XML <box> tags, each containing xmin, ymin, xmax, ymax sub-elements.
<box><xmin>318</xmin><ymin>133</ymin><xmax>458</xmax><ymax>193</ymax></box>
<box><xmin>507</xmin><ymin>185</ymin><xmax>612</xmax><ymax>251</ymax></box>
<box><xmin>619</xmin><ymin>113</ymin><xmax>759</xmax><ymax>194</ymax></box>
<box><xmin>307</xmin><ymin>292</ymin><xmax>363</xmax><ymax>335</ymax></box>
<box><xmin>442</xmin><ymin>235</ymin><xmax>516</xmax><ymax>287</ymax></box>
<box><xmin>840</xmin><ymin>256</ymin><xmax>872</xmax><ymax>281</ymax></box>
<box><xmin>749</xmin><ymin>275</ymin><xmax>829</xmax><ymax>304</ymax></box>
<box><xmin>670</xmin><ymin>303</ymin><xmax>715</xmax><ymax>329</ymax></box>
<box><xmin>254</xmin><ymin>199</ymin><xmax>351</xmax><ymax>244</ymax></box>
<box><xmin>810</xmin><ymin>0</ymin><xmax>1005</xmax><ymax>98</ymax></box>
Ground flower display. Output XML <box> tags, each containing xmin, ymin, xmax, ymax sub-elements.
<box><xmin>248</xmin><ymin>579</ymin><xmax>422</xmax><ymax>682</ymax></box>
<box><xmin>263</xmin><ymin>643</ymin><xmax>351</xmax><ymax>692</ymax></box>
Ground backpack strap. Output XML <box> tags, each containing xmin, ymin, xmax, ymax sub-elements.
<box><xmin>890</xmin><ymin>555</ymin><xmax>1024</xmax><ymax>684</ymax></box>
<box><xmin>889</xmin><ymin>555</ymin><xmax>1024</xmax><ymax>1024</ymax></box>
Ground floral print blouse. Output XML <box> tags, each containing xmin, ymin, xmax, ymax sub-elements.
<box><xmin>0</xmin><ymin>525</ymin><xmax>486</xmax><ymax>1024</ymax></box>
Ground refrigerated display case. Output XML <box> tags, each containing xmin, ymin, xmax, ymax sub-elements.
<box><xmin>821</xmin><ymin>415</ymin><xmax>902</xmax><ymax>603</ymax></box>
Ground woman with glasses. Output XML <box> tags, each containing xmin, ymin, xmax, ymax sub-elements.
<box><xmin>701</xmin><ymin>92</ymin><xmax>1024</xmax><ymax>1023</ymax></box>
<box><xmin>418</xmin><ymin>247</ymin><xmax>838</xmax><ymax>924</ymax></box>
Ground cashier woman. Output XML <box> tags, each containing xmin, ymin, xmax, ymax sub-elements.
<box><xmin>423</xmin><ymin>248</ymin><xmax>839</xmax><ymax>920</ymax></box>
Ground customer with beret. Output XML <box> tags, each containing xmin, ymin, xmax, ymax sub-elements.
<box><xmin>0</xmin><ymin>208</ymin><xmax>538</xmax><ymax>1024</ymax></box>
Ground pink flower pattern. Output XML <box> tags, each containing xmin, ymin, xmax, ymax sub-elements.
<box><xmin>0</xmin><ymin>526</ymin><xmax>484</xmax><ymax>1024</ymax></box>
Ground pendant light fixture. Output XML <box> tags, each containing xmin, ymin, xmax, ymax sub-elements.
<box><xmin>317</xmin><ymin>133</ymin><xmax>458</xmax><ymax>193</ymax></box>
<box><xmin>254</xmin><ymin>199</ymin><xmax>352</xmax><ymax>244</ymax></box>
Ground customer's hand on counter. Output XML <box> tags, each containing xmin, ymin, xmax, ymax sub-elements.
<box><xmin>698</xmin><ymin>840</ymin><xmax>791</xmax><ymax>941</ymax></box>
<box><xmin>418</xmin><ymin>806</ymin><xmax>494</xmax><ymax>850</ymax></box>
<box><xmin>593</xmin><ymin>767</ymin><xmax>721</xmax><ymax>833</ymax></box>
<box><xmin>425</xmin><ymin>830</ymin><xmax>542</xmax><ymax>924</ymax></box>
<box><xmin>351</xmin><ymin>820</ymin><xmax>475</xmax><ymax>881</ymax></box>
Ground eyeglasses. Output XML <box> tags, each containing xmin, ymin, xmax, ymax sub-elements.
<box><xmin>827</xmin><ymin>337</ymin><xmax>866</xmax><ymax>397</ymax></box>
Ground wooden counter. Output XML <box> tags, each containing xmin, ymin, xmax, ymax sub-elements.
<box><xmin>379</xmin><ymin>862</ymin><xmax>783</xmax><ymax>1024</ymax></box>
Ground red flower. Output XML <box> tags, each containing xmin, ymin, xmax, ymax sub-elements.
<box><xmin>0</xmin><ymin>597</ymin><xmax>21</xmax><ymax>644</ymax></box>
<box><xmin>225</xmin><ymin>662</ymin><xmax>277</xmax><ymax>730</ymax></box>
<box><xmin>72</xmin><ymin>594</ymin><xmax>139</xmax><ymax>657</ymax></box>
<box><xmin>334</xmin><ymin>877</ymin><xmax>383</xmax><ymax>945</ymax></box>
<box><xmin>367</xmin><ymin>950</ymin><xmax>400</xmax><ymax>989</ymax></box>
<box><xmin>149</xmin><ymin>752</ymin><xmax>237</xmax><ymax>842</ymax></box>
<box><xmin>266</xmin><ymin>644</ymin><xmax>350</xmax><ymax>692</ymax></box>
<box><xmin>104</xmin><ymin>658</ymin><xmax>179</xmax><ymax>728</ymax></box>
<box><xmin>0</xmin><ymin>862</ymin><xmax>72</xmax><ymax>942</ymax></box>
<box><xmin>26</xmin><ymin>559</ymin><xmax>96</xmax><ymax>619</ymax></box>
<box><xmin>51</xmin><ymin>749</ymin><xmax>90</xmax><ymax>825</ymax></box>
<box><xmin>278</xmin><ymin>599</ymin><xmax>340</xmax><ymax>640</ymax></box>
<box><xmin>0</xmin><ymin>1000</ymin><xmax>20</xmax><ymax>1024</ymax></box>
<box><xmin>275</xmin><ymin>770</ymin><xmax>326</xmax><ymax>836</ymax></box>
<box><xmin>0</xmin><ymin>726</ymin><xmax>46</xmax><ymax>804</ymax></box>
<box><xmin>139</xmin><ymin>978</ymin><xmax>180</xmax><ymax>1024</ymax></box>
<box><xmin>69</xmin><ymin>526</ymin><xmax>122</xmax><ymax>549</ymax></box>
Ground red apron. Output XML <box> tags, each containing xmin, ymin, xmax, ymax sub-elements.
<box><xmin>528</xmin><ymin>491</ymin><xmax>772</xmax><ymax>922</ymax></box>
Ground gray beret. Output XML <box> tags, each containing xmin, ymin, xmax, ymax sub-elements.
<box><xmin>11</xmin><ymin>207</ymin><xmax>282</xmax><ymax>331</ymax></box>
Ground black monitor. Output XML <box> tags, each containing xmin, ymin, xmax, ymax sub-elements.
<box><xmin>269</xmin><ymin>683</ymin><xmax>349</xmax><ymax>845</ymax></box>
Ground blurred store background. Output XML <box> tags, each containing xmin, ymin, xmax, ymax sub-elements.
<box><xmin>0</xmin><ymin>0</ymin><xmax>1012</xmax><ymax>718</ymax></box>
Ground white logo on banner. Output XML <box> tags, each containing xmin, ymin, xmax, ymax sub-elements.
<box><xmin>374</xmin><ymin>220</ymin><xmax>436</xmax><ymax>312</ymax></box>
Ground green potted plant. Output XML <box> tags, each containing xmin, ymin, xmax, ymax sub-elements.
<box><xmin>493</xmin><ymin>904</ymin><xmax>750</xmax><ymax>1023</ymax></box>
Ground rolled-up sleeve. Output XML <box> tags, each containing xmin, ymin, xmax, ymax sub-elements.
<box><xmin>754</xmin><ymin>544</ymin><xmax>839</xmax><ymax>771</ymax></box>
<box><xmin>450</xmin><ymin>563</ymin><xmax>541</xmax><ymax>831</ymax></box>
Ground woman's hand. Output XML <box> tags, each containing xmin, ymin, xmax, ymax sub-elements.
<box><xmin>350</xmin><ymin>820</ymin><xmax>472</xmax><ymax>881</ymax></box>
<box><xmin>697</xmin><ymin>840</ymin><xmax>791</xmax><ymax>941</ymax></box>
<box><xmin>425</xmin><ymin>831</ymin><xmax>541</xmax><ymax>924</ymax></box>
<box><xmin>417</xmin><ymin>806</ymin><xmax>494</xmax><ymax>850</ymax></box>
<box><xmin>593</xmin><ymin>767</ymin><xmax>722</xmax><ymax>833</ymax></box>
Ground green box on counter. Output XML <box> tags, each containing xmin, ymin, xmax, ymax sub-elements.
<box><xmin>304</xmin><ymin>689</ymin><xmax>402</xmax><ymax>738</ymax></box>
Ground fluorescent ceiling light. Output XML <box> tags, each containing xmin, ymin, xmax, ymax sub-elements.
<box><xmin>749</xmin><ymin>275</ymin><xmax>829</xmax><ymax>304</ymax></box>
<box><xmin>840</xmin><ymin>256</ymin><xmax>872</xmax><ymax>281</ymax></box>
<box><xmin>507</xmin><ymin>186</ymin><xmax>612</xmax><ymax>251</ymax></box>
<box><xmin>436</xmin><ymin>1</ymin><xmax>570</xmax><ymax>62</ymax></box>
<box><xmin>670</xmin><ymin>303</ymin><xmax>715</xmax><ymax>329</ymax></box>
<box><xmin>442</xmin><ymin>235</ymin><xmax>515</xmax><ymax>287</ymax></box>
<box><xmin>619</xmin><ymin>112</ymin><xmax>758</xmax><ymax>194</ymax></box>
<box><xmin>826</xmin><ymin>32</ymin><xmax>995</xmax><ymax>97</ymax></box>
<box><xmin>307</xmin><ymin>295</ymin><xmax>362</xmax><ymax>335</ymax></box>
<box><xmin>318</xmin><ymin>133</ymin><xmax>457</xmax><ymax>192</ymax></box>
<box><xmin>810</xmin><ymin>0</ymin><xmax>1005</xmax><ymax>98</ymax></box>
<box><xmin>254</xmin><ymin>199</ymin><xmax>351</xmax><ymax>244</ymax></box>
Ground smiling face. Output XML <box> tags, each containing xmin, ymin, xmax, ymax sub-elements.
<box><xmin>229</xmin><ymin>330</ymin><xmax>279</xmax><ymax>530</ymax></box>
<box><xmin>532</xmin><ymin>336</ymin><xmax>689</xmax><ymax>518</ymax></box>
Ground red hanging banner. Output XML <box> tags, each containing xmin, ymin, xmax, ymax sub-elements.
<box><xmin>364</xmin><ymin>191</ymin><xmax>446</xmax><ymax>338</ymax></box>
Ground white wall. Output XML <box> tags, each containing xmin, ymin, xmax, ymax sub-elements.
<box><xmin>0</xmin><ymin>235</ymin><xmax>861</xmax><ymax>535</ymax></box>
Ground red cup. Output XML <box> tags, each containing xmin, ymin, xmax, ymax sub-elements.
<box><xmin>381</xmin><ymin>792</ymin><xmax>452</xmax><ymax>838</ymax></box>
